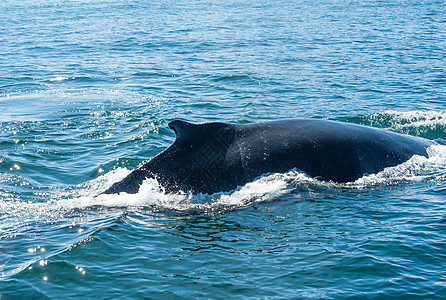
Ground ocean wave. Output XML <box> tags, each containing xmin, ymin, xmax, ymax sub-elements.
<box><xmin>346</xmin><ymin>110</ymin><xmax>446</xmax><ymax>139</ymax></box>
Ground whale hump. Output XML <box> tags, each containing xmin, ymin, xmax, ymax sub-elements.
<box><xmin>104</xmin><ymin>118</ymin><xmax>434</xmax><ymax>195</ymax></box>
<box><xmin>168</xmin><ymin>120</ymin><xmax>234</xmax><ymax>145</ymax></box>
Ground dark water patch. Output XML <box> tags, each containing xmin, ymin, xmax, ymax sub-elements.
<box><xmin>131</xmin><ymin>71</ymin><xmax>175</xmax><ymax>78</ymax></box>
<box><xmin>212</xmin><ymin>75</ymin><xmax>257</xmax><ymax>82</ymax></box>
<box><xmin>0</xmin><ymin>83</ymin><xmax>46</xmax><ymax>95</ymax></box>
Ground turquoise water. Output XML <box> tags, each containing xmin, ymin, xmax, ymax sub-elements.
<box><xmin>1</xmin><ymin>0</ymin><xmax>446</xmax><ymax>298</ymax></box>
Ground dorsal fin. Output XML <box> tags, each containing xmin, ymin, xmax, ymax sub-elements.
<box><xmin>168</xmin><ymin>120</ymin><xmax>235</xmax><ymax>145</ymax></box>
<box><xmin>168</xmin><ymin>120</ymin><xmax>196</xmax><ymax>142</ymax></box>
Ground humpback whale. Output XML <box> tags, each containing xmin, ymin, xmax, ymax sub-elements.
<box><xmin>103</xmin><ymin>119</ymin><xmax>436</xmax><ymax>195</ymax></box>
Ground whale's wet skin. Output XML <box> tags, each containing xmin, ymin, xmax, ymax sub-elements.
<box><xmin>104</xmin><ymin>119</ymin><xmax>438</xmax><ymax>195</ymax></box>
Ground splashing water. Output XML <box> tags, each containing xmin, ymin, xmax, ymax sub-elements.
<box><xmin>351</xmin><ymin>110</ymin><xmax>446</xmax><ymax>139</ymax></box>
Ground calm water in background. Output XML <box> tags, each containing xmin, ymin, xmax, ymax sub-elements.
<box><xmin>1</xmin><ymin>0</ymin><xmax>446</xmax><ymax>298</ymax></box>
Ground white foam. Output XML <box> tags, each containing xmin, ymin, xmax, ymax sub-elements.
<box><xmin>49</xmin><ymin>76</ymin><xmax>69</xmax><ymax>82</ymax></box>
<box><xmin>0</xmin><ymin>167</ymin><xmax>130</xmax><ymax>218</ymax></box>
<box><xmin>368</xmin><ymin>110</ymin><xmax>446</xmax><ymax>132</ymax></box>
<box><xmin>348</xmin><ymin>145</ymin><xmax>446</xmax><ymax>188</ymax></box>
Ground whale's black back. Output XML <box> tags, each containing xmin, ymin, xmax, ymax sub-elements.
<box><xmin>103</xmin><ymin>119</ymin><xmax>433</xmax><ymax>195</ymax></box>
<box><xmin>235</xmin><ymin>119</ymin><xmax>431</xmax><ymax>184</ymax></box>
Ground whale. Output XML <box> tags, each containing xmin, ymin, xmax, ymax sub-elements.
<box><xmin>103</xmin><ymin>118</ymin><xmax>438</xmax><ymax>195</ymax></box>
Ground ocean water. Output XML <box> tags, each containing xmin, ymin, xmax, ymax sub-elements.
<box><xmin>1</xmin><ymin>0</ymin><xmax>446</xmax><ymax>298</ymax></box>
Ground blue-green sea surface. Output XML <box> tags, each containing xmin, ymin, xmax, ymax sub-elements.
<box><xmin>1</xmin><ymin>0</ymin><xmax>446</xmax><ymax>298</ymax></box>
